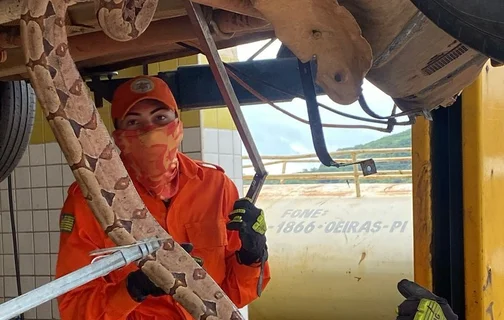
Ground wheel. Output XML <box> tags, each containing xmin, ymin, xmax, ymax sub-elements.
<box><xmin>409</xmin><ymin>0</ymin><xmax>504</xmax><ymax>62</ymax></box>
<box><xmin>0</xmin><ymin>81</ymin><xmax>36</xmax><ymax>182</ymax></box>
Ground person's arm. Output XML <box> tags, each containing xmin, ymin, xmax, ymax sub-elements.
<box><xmin>55</xmin><ymin>186</ymin><xmax>141</xmax><ymax>320</ymax></box>
<box><xmin>219</xmin><ymin>178</ymin><xmax>271</xmax><ymax>308</ymax></box>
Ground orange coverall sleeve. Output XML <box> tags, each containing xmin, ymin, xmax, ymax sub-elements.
<box><xmin>55</xmin><ymin>188</ymin><xmax>141</xmax><ymax>320</ymax></box>
<box><xmin>220</xmin><ymin>177</ymin><xmax>271</xmax><ymax>308</ymax></box>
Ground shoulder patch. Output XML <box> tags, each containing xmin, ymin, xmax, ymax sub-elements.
<box><xmin>60</xmin><ymin>213</ymin><xmax>75</xmax><ymax>233</ymax></box>
<box><xmin>196</xmin><ymin>161</ymin><xmax>225</xmax><ymax>173</ymax></box>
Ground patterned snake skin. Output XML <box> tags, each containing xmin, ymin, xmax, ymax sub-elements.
<box><xmin>19</xmin><ymin>0</ymin><xmax>244</xmax><ymax>319</ymax></box>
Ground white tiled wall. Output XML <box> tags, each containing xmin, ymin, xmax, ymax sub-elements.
<box><xmin>201</xmin><ymin>128</ymin><xmax>244</xmax><ymax>196</ymax></box>
<box><xmin>181</xmin><ymin>126</ymin><xmax>203</xmax><ymax>161</ymax></box>
<box><xmin>0</xmin><ymin>126</ymin><xmax>205</xmax><ymax>319</ymax></box>
<box><xmin>0</xmin><ymin>145</ymin><xmax>64</xmax><ymax>320</ymax></box>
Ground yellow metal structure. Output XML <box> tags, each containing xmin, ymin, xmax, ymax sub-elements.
<box><xmin>411</xmin><ymin>117</ymin><xmax>433</xmax><ymax>291</ymax></box>
<box><xmin>462</xmin><ymin>62</ymin><xmax>504</xmax><ymax>320</ymax></box>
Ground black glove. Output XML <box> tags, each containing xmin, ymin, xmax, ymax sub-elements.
<box><xmin>126</xmin><ymin>242</ymin><xmax>203</xmax><ymax>302</ymax></box>
<box><xmin>179</xmin><ymin>243</ymin><xmax>204</xmax><ymax>267</ymax></box>
<box><xmin>396</xmin><ymin>279</ymin><xmax>458</xmax><ymax>320</ymax></box>
<box><xmin>227</xmin><ymin>197</ymin><xmax>268</xmax><ymax>266</ymax></box>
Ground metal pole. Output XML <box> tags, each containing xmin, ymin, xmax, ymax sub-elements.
<box><xmin>247</xmin><ymin>38</ymin><xmax>277</xmax><ymax>61</ymax></box>
<box><xmin>183</xmin><ymin>0</ymin><xmax>269</xmax><ymax>296</ymax></box>
<box><xmin>7</xmin><ymin>175</ymin><xmax>23</xmax><ymax>320</ymax></box>
<box><xmin>0</xmin><ymin>238</ymin><xmax>164</xmax><ymax>320</ymax></box>
<box><xmin>183</xmin><ymin>0</ymin><xmax>268</xmax><ymax>200</ymax></box>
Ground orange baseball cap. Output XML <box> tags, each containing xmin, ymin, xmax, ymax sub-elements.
<box><xmin>110</xmin><ymin>75</ymin><xmax>178</xmax><ymax>120</ymax></box>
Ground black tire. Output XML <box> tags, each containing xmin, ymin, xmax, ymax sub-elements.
<box><xmin>409</xmin><ymin>0</ymin><xmax>504</xmax><ymax>62</ymax></box>
<box><xmin>0</xmin><ymin>81</ymin><xmax>36</xmax><ymax>182</ymax></box>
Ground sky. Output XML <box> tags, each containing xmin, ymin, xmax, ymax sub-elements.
<box><xmin>231</xmin><ymin>39</ymin><xmax>412</xmax><ymax>174</ymax></box>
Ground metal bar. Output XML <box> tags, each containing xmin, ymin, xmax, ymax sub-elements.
<box><xmin>243</xmin><ymin>173</ymin><xmax>412</xmax><ymax>180</ymax></box>
<box><xmin>298</xmin><ymin>59</ymin><xmax>336</xmax><ymax>167</ymax></box>
<box><xmin>0</xmin><ymin>238</ymin><xmax>164</xmax><ymax>320</ymax></box>
<box><xmin>243</xmin><ymin>156</ymin><xmax>412</xmax><ymax>168</ymax></box>
<box><xmin>351</xmin><ymin>153</ymin><xmax>361</xmax><ymax>198</ymax></box>
<box><xmin>247</xmin><ymin>38</ymin><xmax>277</xmax><ymax>61</ymax></box>
<box><xmin>86</xmin><ymin>58</ymin><xmax>326</xmax><ymax>109</ymax></box>
<box><xmin>183</xmin><ymin>0</ymin><xmax>268</xmax><ymax>297</ymax></box>
<box><xmin>7</xmin><ymin>175</ymin><xmax>23</xmax><ymax>320</ymax></box>
<box><xmin>298</xmin><ymin>59</ymin><xmax>377</xmax><ymax>176</ymax></box>
<box><xmin>183</xmin><ymin>0</ymin><xmax>267</xmax><ymax>201</ymax></box>
<box><xmin>246</xmin><ymin>147</ymin><xmax>412</xmax><ymax>160</ymax></box>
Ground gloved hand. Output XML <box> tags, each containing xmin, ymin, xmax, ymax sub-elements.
<box><xmin>227</xmin><ymin>197</ymin><xmax>268</xmax><ymax>266</ymax></box>
<box><xmin>396</xmin><ymin>279</ymin><xmax>458</xmax><ymax>320</ymax></box>
<box><xmin>126</xmin><ymin>242</ymin><xmax>203</xmax><ymax>302</ymax></box>
<box><xmin>180</xmin><ymin>243</ymin><xmax>204</xmax><ymax>267</ymax></box>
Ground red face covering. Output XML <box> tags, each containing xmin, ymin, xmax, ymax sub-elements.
<box><xmin>112</xmin><ymin>119</ymin><xmax>184</xmax><ymax>200</ymax></box>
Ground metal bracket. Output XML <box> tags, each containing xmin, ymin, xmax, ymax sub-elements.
<box><xmin>184</xmin><ymin>0</ymin><xmax>268</xmax><ymax>297</ymax></box>
<box><xmin>84</xmin><ymin>71</ymin><xmax>118</xmax><ymax>108</ymax></box>
<box><xmin>298</xmin><ymin>58</ymin><xmax>377</xmax><ymax>176</ymax></box>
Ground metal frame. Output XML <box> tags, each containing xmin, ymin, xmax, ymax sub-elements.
<box><xmin>86</xmin><ymin>57</ymin><xmax>326</xmax><ymax>110</ymax></box>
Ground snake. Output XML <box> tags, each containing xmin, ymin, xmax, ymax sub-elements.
<box><xmin>251</xmin><ymin>0</ymin><xmax>373</xmax><ymax>105</ymax></box>
<box><xmin>19</xmin><ymin>0</ymin><xmax>245</xmax><ymax>319</ymax></box>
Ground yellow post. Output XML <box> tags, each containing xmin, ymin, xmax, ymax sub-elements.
<box><xmin>462</xmin><ymin>62</ymin><xmax>504</xmax><ymax>320</ymax></box>
<box><xmin>411</xmin><ymin>117</ymin><xmax>433</xmax><ymax>290</ymax></box>
<box><xmin>280</xmin><ymin>162</ymin><xmax>287</xmax><ymax>184</ymax></box>
<box><xmin>351</xmin><ymin>152</ymin><xmax>361</xmax><ymax>198</ymax></box>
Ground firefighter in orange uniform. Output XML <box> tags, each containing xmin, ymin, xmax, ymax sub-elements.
<box><xmin>55</xmin><ymin>75</ymin><xmax>270</xmax><ymax>320</ymax></box>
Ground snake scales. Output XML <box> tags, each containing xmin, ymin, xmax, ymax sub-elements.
<box><xmin>19</xmin><ymin>0</ymin><xmax>244</xmax><ymax>319</ymax></box>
